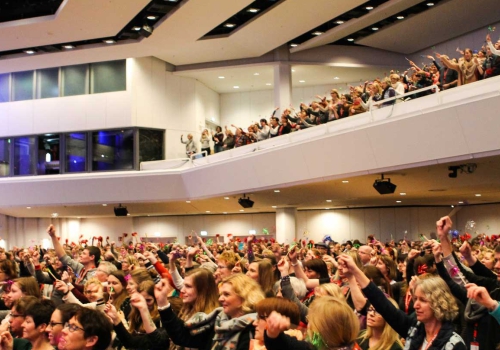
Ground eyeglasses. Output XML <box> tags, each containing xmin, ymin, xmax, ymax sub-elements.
<box><xmin>64</xmin><ymin>322</ymin><xmax>85</xmax><ymax>333</ymax></box>
<box><xmin>48</xmin><ymin>321</ymin><xmax>64</xmax><ymax>328</ymax></box>
<box><xmin>257</xmin><ymin>314</ymin><xmax>268</xmax><ymax>320</ymax></box>
<box><xmin>9</xmin><ymin>313</ymin><xmax>24</xmax><ymax>318</ymax></box>
<box><xmin>367</xmin><ymin>307</ymin><xmax>380</xmax><ymax>316</ymax></box>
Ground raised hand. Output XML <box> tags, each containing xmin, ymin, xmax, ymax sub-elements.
<box><xmin>265</xmin><ymin>311</ymin><xmax>291</xmax><ymax>338</ymax></box>
<box><xmin>47</xmin><ymin>224</ymin><xmax>56</xmax><ymax>237</ymax></box>
<box><xmin>436</xmin><ymin>216</ymin><xmax>452</xmax><ymax>239</ymax></box>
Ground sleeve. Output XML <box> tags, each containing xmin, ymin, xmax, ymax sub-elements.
<box><xmin>264</xmin><ymin>331</ymin><xmax>314</xmax><ymax>350</ymax></box>
<box><xmin>60</xmin><ymin>254</ymin><xmax>84</xmax><ymax>276</ymax></box>
<box><xmin>488</xmin><ymin>40</ymin><xmax>500</xmax><ymax>55</ymax></box>
<box><xmin>169</xmin><ymin>267</ymin><xmax>184</xmax><ymax>290</ymax></box>
<box><xmin>114</xmin><ymin>321</ymin><xmax>170</xmax><ymax>350</ymax></box>
<box><xmin>469</xmin><ymin>259</ymin><xmax>497</xmax><ymax>279</ymax></box>
<box><xmin>489</xmin><ymin>302</ymin><xmax>500</xmax><ymax>326</ymax></box>
<box><xmin>435</xmin><ymin>261</ymin><xmax>468</xmax><ymax>304</ymax></box>
<box><xmin>361</xmin><ymin>281</ymin><xmax>414</xmax><ymax>338</ymax></box>
<box><xmin>154</xmin><ymin>307</ymin><xmax>212</xmax><ymax>348</ymax></box>
<box><xmin>34</xmin><ymin>266</ymin><xmax>55</xmax><ymax>284</ymax></box>
<box><xmin>433</xmin><ymin>59</ymin><xmax>442</xmax><ymax>71</ymax></box>
<box><xmin>157</xmin><ymin>250</ymin><xmax>169</xmax><ymax>264</ymax></box>
<box><xmin>280</xmin><ymin>277</ymin><xmax>308</xmax><ymax>324</ymax></box>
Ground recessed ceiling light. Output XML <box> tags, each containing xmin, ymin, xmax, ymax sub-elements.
<box><xmin>372</xmin><ymin>27</ymin><xmax>379</xmax><ymax>31</ymax></box>
<box><xmin>451</xmin><ymin>205</ymin><xmax>454</xmax><ymax>208</ymax></box>
<box><xmin>247</xmin><ymin>8</ymin><xmax>260</xmax><ymax>13</ymax></box>
<box><xmin>274</xmin><ymin>190</ymin><xmax>280</xmax><ymax>193</ymax></box>
<box><xmin>312</xmin><ymin>31</ymin><xmax>323</xmax><ymax>36</ymax></box>
<box><xmin>366</xmin><ymin>6</ymin><xmax>374</xmax><ymax>10</ymax></box>
<box><xmin>347</xmin><ymin>38</ymin><xmax>354</xmax><ymax>42</ymax></box>
<box><xmin>77</xmin><ymin>217</ymin><xmax>81</xmax><ymax>219</ymax></box>
<box><xmin>335</xmin><ymin>20</ymin><xmax>344</xmax><ymax>24</ymax></box>
<box><xmin>51</xmin><ymin>213</ymin><xmax>59</xmax><ymax>218</ymax></box>
<box><xmin>254</xmin><ymin>73</ymin><xmax>259</xmax><ymax>76</ymax></box>
<box><xmin>103</xmin><ymin>39</ymin><xmax>115</xmax><ymax>44</ymax></box>
<box><xmin>224</xmin><ymin>23</ymin><xmax>236</xmax><ymax>28</ymax></box>
<box><xmin>206</xmin><ymin>211</ymin><xmax>211</xmax><ymax>213</ymax></box>
<box><xmin>396</xmin><ymin>200</ymin><xmax>402</xmax><ymax>203</ymax></box>
<box><xmin>102</xmin><ymin>204</ymin><xmax>107</xmax><ymax>207</ymax></box>
<box><xmin>342</xmin><ymin>180</ymin><xmax>349</xmax><ymax>183</ymax></box>
<box><xmin>272</xmin><ymin>206</ymin><xmax>277</xmax><ymax>208</ymax></box>
<box><xmin>290</xmin><ymin>43</ymin><xmax>298</xmax><ymax>47</ymax></box>
<box><xmin>400</xmin><ymin>193</ymin><xmax>406</xmax><ymax>196</ymax></box>
<box><xmin>186</xmin><ymin>200</ymin><xmax>191</xmax><ymax>203</ymax></box>
<box><xmin>224</xmin><ymin>197</ymin><xmax>229</xmax><ymax>200</ymax></box>
<box><xmin>326</xmin><ymin>200</ymin><xmax>332</xmax><ymax>202</ymax></box>
<box><xmin>62</xmin><ymin>45</ymin><xmax>75</xmax><ymax>49</ymax></box>
<box><xmin>299</xmin><ymin>80</ymin><xmax>305</xmax><ymax>83</ymax></box>
<box><xmin>427</xmin><ymin>2</ymin><xmax>434</xmax><ymax>6</ymax></box>
<box><xmin>397</xmin><ymin>15</ymin><xmax>405</xmax><ymax>20</ymax></box>
<box><xmin>239</xmin><ymin>209</ymin><xmax>244</xmax><ymax>212</ymax></box>
<box><xmin>475</xmin><ymin>194</ymin><xmax>482</xmax><ymax>197</ymax></box>
<box><xmin>334</xmin><ymin>77</ymin><xmax>340</xmax><ymax>80</ymax></box>
<box><xmin>291</xmin><ymin>69</ymin><xmax>296</xmax><ymax>72</ymax></box>
<box><xmin>218</xmin><ymin>76</ymin><xmax>225</xmax><ymax>79</ymax></box>
<box><xmin>223</xmin><ymin>212</ymin><xmax>228</xmax><ymax>214</ymax></box>
<box><xmin>266</xmin><ymin>83</ymin><xmax>272</xmax><ymax>86</ymax></box>
<box><xmin>26</xmin><ymin>207</ymin><xmax>31</xmax><ymax>209</ymax></box>
<box><xmin>325</xmin><ymin>208</ymin><xmax>330</xmax><ymax>210</ymax></box>
<box><xmin>127</xmin><ymin>213</ymin><xmax>131</xmax><ymax>216</ymax></box>
<box><xmin>24</xmin><ymin>50</ymin><xmax>35</xmax><ymax>55</ymax></box>
<box><xmin>458</xmin><ymin>201</ymin><xmax>464</xmax><ymax>204</ymax></box>
<box><xmin>147</xmin><ymin>15</ymin><xmax>158</xmax><ymax>20</ymax></box>
<box><xmin>132</xmin><ymin>26</ymin><xmax>141</xmax><ymax>31</ymax></box>
<box><xmin>233</xmin><ymin>86</ymin><xmax>239</xmax><ymax>89</ymax></box>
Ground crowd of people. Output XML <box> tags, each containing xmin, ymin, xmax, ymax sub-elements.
<box><xmin>180</xmin><ymin>33</ymin><xmax>500</xmax><ymax>157</ymax></box>
<box><xmin>0</xmin><ymin>216</ymin><xmax>499</xmax><ymax>349</ymax></box>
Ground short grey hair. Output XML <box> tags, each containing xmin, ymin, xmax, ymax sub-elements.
<box><xmin>98</xmin><ymin>261</ymin><xmax>117</xmax><ymax>275</ymax></box>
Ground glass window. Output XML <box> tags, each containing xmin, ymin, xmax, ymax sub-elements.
<box><xmin>0</xmin><ymin>139</ymin><xmax>10</xmax><ymax>177</ymax></box>
<box><xmin>92</xmin><ymin>129</ymin><xmax>134</xmax><ymax>171</ymax></box>
<box><xmin>12</xmin><ymin>71</ymin><xmax>34</xmax><ymax>101</ymax></box>
<box><xmin>65</xmin><ymin>133</ymin><xmax>87</xmax><ymax>172</ymax></box>
<box><xmin>139</xmin><ymin>129</ymin><xmax>164</xmax><ymax>162</ymax></box>
<box><xmin>13</xmin><ymin>137</ymin><xmax>36</xmax><ymax>175</ymax></box>
<box><xmin>0</xmin><ymin>74</ymin><xmax>9</xmax><ymax>103</ymax></box>
<box><xmin>37</xmin><ymin>134</ymin><xmax>60</xmax><ymax>175</ymax></box>
<box><xmin>90</xmin><ymin>60</ymin><xmax>126</xmax><ymax>94</ymax></box>
<box><xmin>62</xmin><ymin>64</ymin><xmax>88</xmax><ymax>96</ymax></box>
<box><xmin>37</xmin><ymin>68</ymin><xmax>59</xmax><ymax>99</ymax></box>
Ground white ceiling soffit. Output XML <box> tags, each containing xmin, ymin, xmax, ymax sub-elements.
<box><xmin>150</xmin><ymin>0</ymin><xmax>369</xmax><ymax>65</ymax></box>
<box><xmin>356</xmin><ymin>0</ymin><xmax>500</xmax><ymax>54</ymax></box>
<box><xmin>0</xmin><ymin>0</ymin><xmax>150</xmax><ymax>52</ymax></box>
<box><xmin>291</xmin><ymin>0</ymin><xmax>426</xmax><ymax>53</ymax></box>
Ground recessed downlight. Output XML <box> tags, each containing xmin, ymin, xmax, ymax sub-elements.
<box><xmin>372</xmin><ymin>27</ymin><xmax>379</xmax><ymax>31</ymax></box>
<box><xmin>290</xmin><ymin>43</ymin><xmax>298</xmax><ymax>47</ymax></box>
<box><xmin>366</xmin><ymin>6</ymin><xmax>374</xmax><ymax>10</ymax></box>
<box><xmin>458</xmin><ymin>201</ymin><xmax>464</xmax><ymax>204</ymax></box>
<box><xmin>26</xmin><ymin>207</ymin><xmax>31</xmax><ymax>209</ymax></box>
<box><xmin>103</xmin><ymin>39</ymin><xmax>115</xmax><ymax>44</ymax></box>
<box><xmin>272</xmin><ymin>206</ymin><xmax>277</xmax><ymax>208</ymax></box>
<box><xmin>218</xmin><ymin>76</ymin><xmax>225</xmax><ymax>79</ymax></box>
<box><xmin>334</xmin><ymin>77</ymin><xmax>340</xmax><ymax>80</ymax></box>
<box><xmin>62</xmin><ymin>45</ymin><xmax>75</xmax><ymax>49</ymax></box>
<box><xmin>240</xmin><ymin>209</ymin><xmax>244</xmax><ymax>212</ymax></box>
<box><xmin>266</xmin><ymin>83</ymin><xmax>272</xmax><ymax>86</ymax></box>
<box><xmin>24</xmin><ymin>50</ymin><xmax>36</xmax><ymax>55</ymax></box>
<box><xmin>400</xmin><ymin>193</ymin><xmax>406</xmax><ymax>196</ymax></box>
<box><xmin>186</xmin><ymin>200</ymin><xmax>191</xmax><ymax>203</ymax></box>
<box><xmin>223</xmin><ymin>212</ymin><xmax>228</xmax><ymax>214</ymax></box>
<box><xmin>312</xmin><ymin>31</ymin><xmax>324</xmax><ymax>36</ymax></box>
<box><xmin>396</xmin><ymin>200</ymin><xmax>402</xmax><ymax>203</ymax></box>
<box><xmin>132</xmin><ymin>26</ymin><xmax>141</xmax><ymax>31</ymax></box>
<box><xmin>247</xmin><ymin>8</ymin><xmax>260</xmax><ymax>13</ymax></box>
<box><xmin>254</xmin><ymin>73</ymin><xmax>260</xmax><ymax>76</ymax></box>
<box><xmin>224</xmin><ymin>197</ymin><xmax>230</xmax><ymax>200</ymax></box>
<box><xmin>147</xmin><ymin>15</ymin><xmax>158</xmax><ymax>20</ymax></box>
<box><xmin>475</xmin><ymin>194</ymin><xmax>482</xmax><ymax>197</ymax></box>
<box><xmin>342</xmin><ymin>180</ymin><xmax>349</xmax><ymax>183</ymax></box>
<box><xmin>397</xmin><ymin>15</ymin><xmax>405</xmax><ymax>19</ymax></box>
<box><xmin>299</xmin><ymin>80</ymin><xmax>305</xmax><ymax>83</ymax></box>
<box><xmin>102</xmin><ymin>204</ymin><xmax>107</xmax><ymax>207</ymax></box>
<box><xmin>224</xmin><ymin>23</ymin><xmax>236</xmax><ymax>28</ymax></box>
<box><xmin>233</xmin><ymin>86</ymin><xmax>240</xmax><ymax>89</ymax></box>
<box><xmin>335</xmin><ymin>20</ymin><xmax>344</xmax><ymax>24</ymax></box>
<box><xmin>326</xmin><ymin>200</ymin><xmax>332</xmax><ymax>202</ymax></box>
<box><xmin>427</xmin><ymin>2</ymin><xmax>434</xmax><ymax>6</ymax></box>
<box><xmin>347</xmin><ymin>38</ymin><xmax>354</xmax><ymax>42</ymax></box>
<box><xmin>274</xmin><ymin>190</ymin><xmax>280</xmax><ymax>193</ymax></box>
<box><xmin>206</xmin><ymin>211</ymin><xmax>211</xmax><ymax>213</ymax></box>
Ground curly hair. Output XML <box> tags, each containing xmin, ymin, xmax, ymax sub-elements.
<box><xmin>413</xmin><ymin>276</ymin><xmax>458</xmax><ymax>322</ymax></box>
<box><xmin>221</xmin><ymin>274</ymin><xmax>264</xmax><ymax>314</ymax></box>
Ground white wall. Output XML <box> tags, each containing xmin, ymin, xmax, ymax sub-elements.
<box><xmin>2</xmin><ymin>204</ymin><xmax>500</xmax><ymax>249</ymax></box>
<box><xmin>129</xmin><ymin>57</ymin><xmax>220</xmax><ymax>159</ymax></box>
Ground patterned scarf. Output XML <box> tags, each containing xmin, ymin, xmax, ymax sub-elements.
<box><xmin>185</xmin><ymin>307</ymin><xmax>256</xmax><ymax>350</ymax></box>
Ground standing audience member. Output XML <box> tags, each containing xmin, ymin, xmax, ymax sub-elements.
<box><xmin>212</xmin><ymin>127</ymin><xmax>225</xmax><ymax>153</ymax></box>
<box><xmin>180</xmin><ymin>134</ymin><xmax>197</xmax><ymax>157</ymax></box>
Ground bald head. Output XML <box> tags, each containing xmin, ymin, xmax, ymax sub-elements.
<box><xmin>358</xmin><ymin>245</ymin><xmax>373</xmax><ymax>265</ymax></box>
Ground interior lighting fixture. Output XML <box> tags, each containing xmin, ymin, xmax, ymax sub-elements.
<box><xmin>373</xmin><ymin>174</ymin><xmax>397</xmax><ymax>195</ymax></box>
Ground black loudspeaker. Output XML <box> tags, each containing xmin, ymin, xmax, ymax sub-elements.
<box><xmin>373</xmin><ymin>180</ymin><xmax>397</xmax><ymax>195</ymax></box>
<box><xmin>238</xmin><ymin>198</ymin><xmax>254</xmax><ymax>208</ymax></box>
<box><xmin>114</xmin><ymin>205</ymin><xmax>129</xmax><ymax>216</ymax></box>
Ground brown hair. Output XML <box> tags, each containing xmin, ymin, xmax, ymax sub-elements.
<box><xmin>0</xmin><ymin>259</ymin><xmax>18</xmax><ymax>280</ymax></box>
<box><xmin>178</xmin><ymin>268</ymin><xmax>220</xmax><ymax>320</ymax></box>
<box><xmin>14</xmin><ymin>277</ymin><xmax>41</xmax><ymax>299</ymax></box>
<box><xmin>128</xmin><ymin>280</ymin><xmax>158</xmax><ymax>333</ymax></box>
<box><xmin>256</xmin><ymin>297</ymin><xmax>300</xmax><ymax>325</ymax></box>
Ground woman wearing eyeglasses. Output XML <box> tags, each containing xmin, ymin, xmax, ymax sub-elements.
<box><xmin>46</xmin><ymin>303</ymin><xmax>81</xmax><ymax>349</ymax></box>
<box><xmin>357</xmin><ymin>302</ymin><xmax>403</xmax><ymax>350</ymax></box>
<box><xmin>20</xmin><ymin>299</ymin><xmax>55</xmax><ymax>350</ymax></box>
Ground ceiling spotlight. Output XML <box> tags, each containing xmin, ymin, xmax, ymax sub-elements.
<box><xmin>475</xmin><ymin>194</ymin><xmax>482</xmax><ymax>197</ymax></box>
<box><xmin>206</xmin><ymin>211</ymin><xmax>211</xmax><ymax>213</ymax></box>
<box><xmin>114</xmin><ymin>204</ymin><xmax>128</xmax><ymax>217</ymax></box>
<box><xmin>218</xmin><ymin>76</ymin><xmax>225</xmax><ymax>79</ymax></box>
<box><xmin>239</xmin><ymin>209</ymin><xmax>245</xmax><ymax>212</ymax></box>
<box><xmin>272</xmin><ymin>206</ymin><xmax>277</xmax><ymax>208</ymax></box>
<box><xmin>186</xmin><ymin>201</ymin><xmax>191</xmax><ymax>203</ymax></box>
<box><xmin>396</xmin><ymin>200</ymin><xmax>402</xmax><ymax>203</ymax></box>
<box><xmin>233</xmin><ymin>86</ymin><xmax>240</xmax><ymax>89</ymax></box>
<box><xmin>147</xmin><ymin>15</ymin><xmax>158</xmax><ymax>20</ymax></box>
<box><xmin>347</xmin><ymin>38</ymin><xmax>354</xmax><ymax>42</ymax></box>
<box><xmin>372</xmin><ymin>27</ymin><xmax>379</xmax><ymax>31</ymax></box>
<box><xmin>397</xmin><ymin>15</ymin><xmax>405</xmax><ymax>19</ymax></box>
<box><xmin>139</xmin><ymin>24</ymin><xmax>154</xmax><ymax>38</ymax></box>
<box><xmin>247</xmin><ymin>8</ymin><xmax>260</xmax><ymax>13</ymax></box>
<box><xmin>274</xmin><ymin>190</ymin><xmax>280</xmax><ymax>193</ymax></box>
<box><xmin>223</xmin><ymin>212</ymin><xmax>228</xmax><ymax>214</ymax></box>
<box><xmin>103</xmin><ymin>39</ymin><xmax>115</xmax><ymax>44</ymax></box>
<box><xmin>132</xmin><ymin>26</ymin><xmax>141</xmax><ymax>31</ymax></box>
<box><xmin>342</xmin><ymin>180</ymin><xmax>349</xmax><ymax>183</ymax></box>
<box><xmin>292</xmin><ymin>69</ymin><xmax>296</xmax><ymax>72</ymax></box>
<box><xmin>102</xmin><ymin>204</ymin><xmax>107</xmax><ymax>207</ymax></box>
<box><xmin>26</xmin><ymin>207</ymin><xmax>31</xmax><ymax>209</ymax></box>
<box><xmin>458</xmin><ymin>201</ymin><xmax>464</xmax><ymax>204</ymax></box>
<box><xmin>224</xmin><ymin>197</ymin><xmax>230</xmax><ymax>200</ymax></box>
<box><xmin>24</xmin><ymin>50</ymin><xmax>36</xmax><ymax>55</ymax></box>
<box><xmin>62</xmin><ymin>45</ymin><xmax>75</xmax><ymax>49</ymax></box>
<box><xmin>290</xmin><ymin>43</ymin><xmax>298</xmax><ymax>47</ymax></box>
<box><xmin>373</xmin><ymin>174</ymin><xmax>397</xmax><ymax>195</ymax></box>
<box><xmin>400</xmin><ymin>193</ymin><xmax>406</xmax><ymax>196</ymax></box>
<box><xmin>299</xmin><ymin>80</ymin><xmax>305</xmax><ymax>83</ymax></box>
<box><xmin>336</xmin><ymin>20</ymin><xmax>344</xmax><ymax>24</ymax></box>
<box><xmin>51</xmin><ymin>213</ymin><xmax>59</xmax><ymax>218</ymax></box>
<box><xmin>366</xmin><ymin>6</ymin><xmax>374</xmax><ymax>10</ymax></box>
<box><xmin>224</xmin><ymin>23</ymin><xmax>236</xmax><ymax>28</ymax></box>
<box><xmin>238</xmin><ymin>194</ymin><xmax>254</xmax><ymax>208</ymax></box>
<box><xmin>326</xmin><ymin>200</ymin><xmax>332</xmax><ymax>202</ymax></box>
<box><xmin>427</xmin><ymin>2</ymin><xmax>434</xmax><ymax>6</ymax></box>
<box><xmin>334</xmin><ymin>77</ymin><xmax>340</xmax><ymax>80</ymax></box>
<box><xmin>254</xmin><ymin>73</ymin><xmax>260</xmax><ymax>76</ymax></box>
<box><xmin>312</xmin><ymin>31</ymin><xmax>324</xmax><ymax>36</ymax></box>
<box><xmin>266</xmin><ymin>83</ymin><xmax>272</xmax><ymax>86</ymax></box>
<box><xmin>200</xmin><ymin>231</ymin><xmax>208</xmax><ymax>236</ymax></box>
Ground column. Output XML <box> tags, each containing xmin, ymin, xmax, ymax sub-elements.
<box><xmin>273</xmin><ymin>45</ymin><xmax>292</xmax><ymax>112</ymax></box>
<box><xmin>275</xmin><ymin>207</ymin><xmax>297</xmax><ymax>244</ymax></box>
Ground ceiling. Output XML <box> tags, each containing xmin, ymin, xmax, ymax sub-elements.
<box><xmin>3</xmin><ymin>155</ymin><xmax>500</xmax><ymax>218</ymax></box>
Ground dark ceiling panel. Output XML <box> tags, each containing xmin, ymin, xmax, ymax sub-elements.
<box><xmin>0</xmin><ymin>0</ymin><xmax>63</xmax><ymax>23</ymax></box>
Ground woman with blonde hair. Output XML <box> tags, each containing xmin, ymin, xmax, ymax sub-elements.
<box><xmin>126</xmin><ymin>267</ymin><xmax>154</xmax><ymax>294</ymax></box>
<box><xmin>357</xmin><ymin>298</ymin><xmax>403</xmax><ymax>350</ymax></box>
<box><xmin>264</xmin><ymin>296</ymin><xmax>361</xmax><ymax>350</ymax></box>
<box><xmin>339</xmin><ymin>254</ymin><xmax>466</xmax><ymax>350</ymax></box>
<box><xmin>152</xmin><ymin>273</ymin><xmax>265</xmax><ymax>350</ymax></box>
